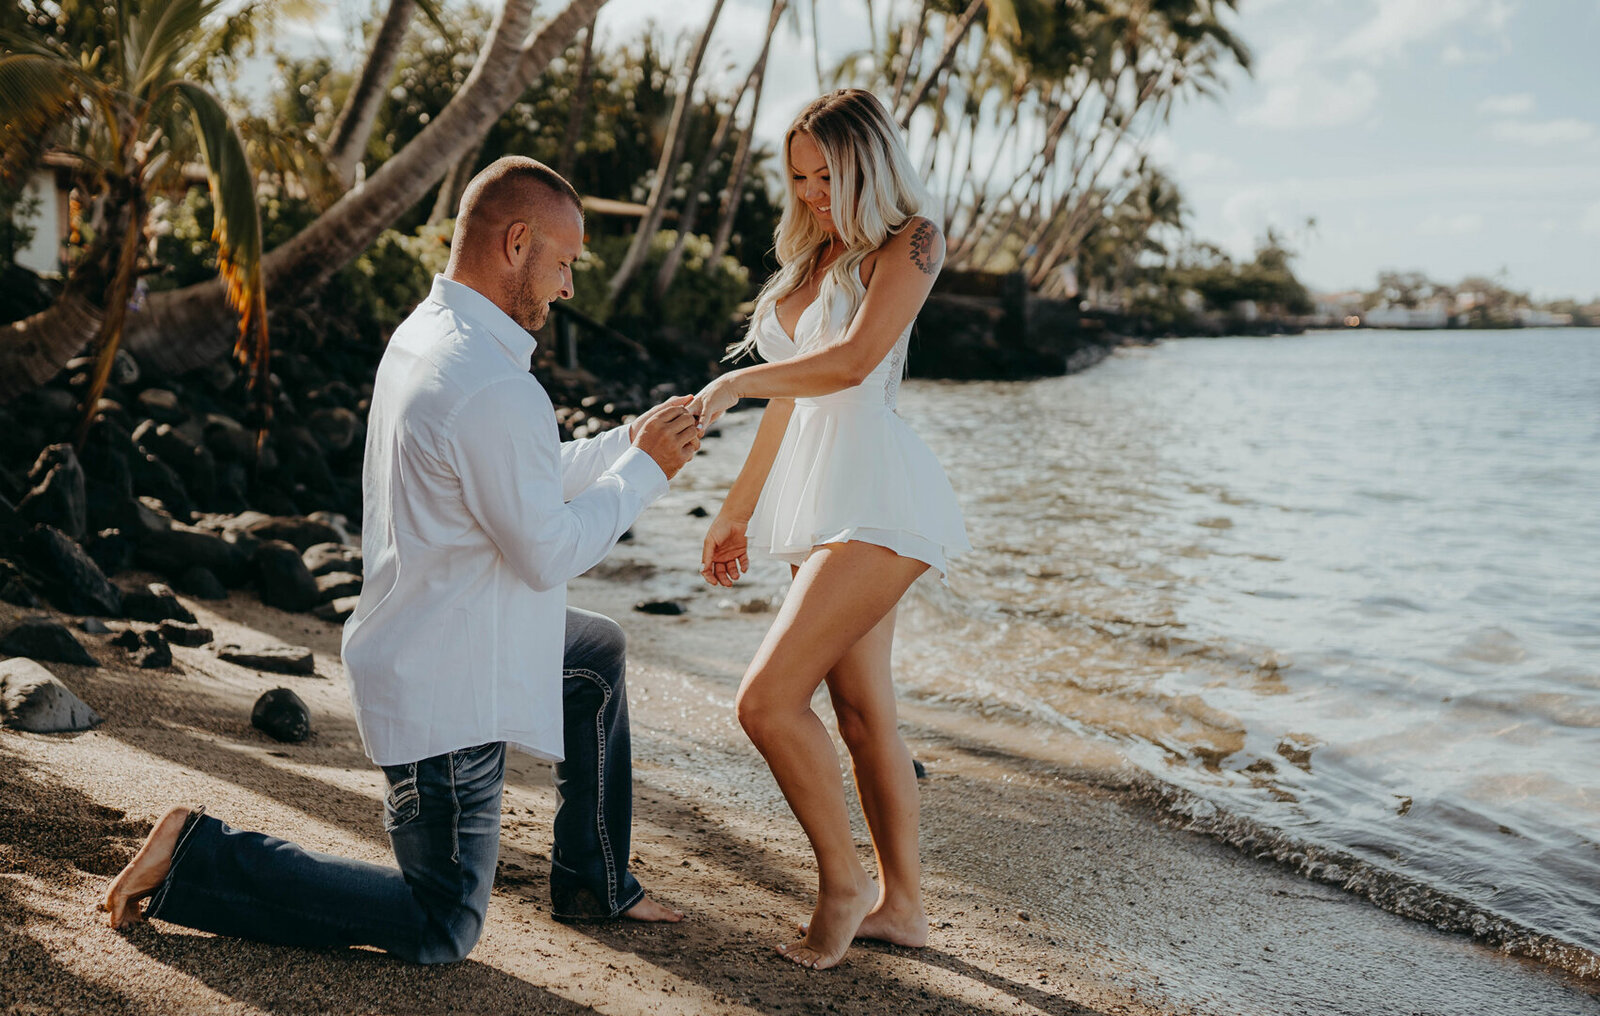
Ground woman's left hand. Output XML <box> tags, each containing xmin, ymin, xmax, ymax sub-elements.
<box><xmin>689</xmin><ymin>374</ymin><xmax>741</xmax><ymax>431</ymax></box>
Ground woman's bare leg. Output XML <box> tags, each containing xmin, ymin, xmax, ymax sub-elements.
<box><xmin>820</xmin><ymin>604</ymin><xmax>928</xmax><ymax>946</ymax></box>
<box><xmin>737</xmin><ymin>543</ymin><xmax>927</xmax><ymax>969</ymax></box>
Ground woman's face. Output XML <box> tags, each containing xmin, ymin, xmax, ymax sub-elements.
<box><xmin>789</xmin><ymin>132</ymin><xmax>836</xmax><ymax>235</ymax></box>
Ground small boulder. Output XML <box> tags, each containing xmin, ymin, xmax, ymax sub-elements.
<box><xmin>0</xmin><ymin>576</ymin><xmax>40</xmax><ymax>608</ymax></box>
<box><xmin>301</xmin><ymin>542</ymin><xmax>362</xmax><ymax>577</ymax></box>
<box><xmin>17</xmin><ymin>444</ymin><xmax>87</xmax><ymax>541</ymax></box>
<box><xmin>0</xmin><ymin>658</ymin><xmax>101</xmax><ymax>732</ymax></box>
<box><xmin>244</xmin><ymin>515</ymin><xmax>345</xmax><ymax>552</ymax></box>
<box><xmin>251</xmin><ymin>688</ymin><xmax>311</xmax><ymax>742</ymax></box>
<box><xmin>687</xmin><ymin>506</ymin><xmax>709</xmax><ymax>518</ymax></box>
<box><xmin>0</xmin><ymin>617</ymin><xmax>99</xmax><ymax>667</ymax></box>
<box><xmin>256</xmin><ymin>540</ymin><xmax>320</xmax><ymax>612</ymax></box>
<box><xmin>119</xmin><ymin>581</ymin><xmax>197</xmax><ymax>624</ymax></box>
<box><xmin>307</xmin><ymin>406</ymin><xmax>360</xmax><ymax>453</ymax></box>
<box><xmin>634</xmin><ymin>600</ymin><xmax>686</xmax><ymax>616</ymax></box>
<box><xmin>130</xmin><ymin>629</ymin><xmax>172</xmax><ymax>669</ymax></box>
<box><xmin>312</xmin><ymin>596</ymin><xmax>360</xmax><ymax>623</ymax></box>
<box><xmin>173</xmin><ymin>564</ymin><xmax>228</xmax><ymax>600</ymax></box>
<box><xmin>157</xmin><ymin>619</ymin><xmax>213</xmax><ymax>647</ymax></box>
<box><xmin>215</xmin><ymin>642</ymin><xmax>315</xmax><ymax>675</ymax></box>
<box><xmin>17</xmin><ymin>526</ymin><xmax>121</xmax><ymax>617</ymax></box>
<box><xmin>315</xmin><ymin>571</ymin><xmax>362</xmax><ymax>602</ymax></box>
<box><xmin>137</xmin><ymin>388</ymin><xmax>187</xmax><ymax>424</ymax></box>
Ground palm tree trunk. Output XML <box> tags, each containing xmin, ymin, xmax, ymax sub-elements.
<box><xmin>326</xmin><ymin>0</ymin><xmax>419</xmax><ymax>190</ymax></box>
<box><xmin>122</xmin><ymin>0</ymin><xmax>608</xmax><ymax>376</ymax></box>
<box><xmin>654</xmin><ymin>0</ymin><xmax>783</xmax><ymax>300</ymax></box>
<box><xmin>890</xmin><ymin>2</ymin><xmax>931</xmax><ymax>111</ymax></box>
<box><xmin>606</xmin><ymin>0</ymin><xmax>727</xmax><ymax>303</ymax></box>
<box><xmin>709</xmin><ymin>4</ymin><xmax>782</xmax><ymax>266</ymax></box>
<box><xmin>897</xmin><ymin>0</ymin><xmax>985</xmax><ymax>129</ymax></box>
<box><xmin>555</xmin><ymin>15</ymin><xmax>598</xmax><ymax>179</ymax></box>
<box><xmin>427</xmin><ymin>137</ymin><xmax>485</xmax><ymax>224</ymax></box>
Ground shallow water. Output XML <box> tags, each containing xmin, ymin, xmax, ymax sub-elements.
<box><xmin>884</xmin><ymin>328</ymin><xmax>1600</xmax><ymax>976</ymax></box>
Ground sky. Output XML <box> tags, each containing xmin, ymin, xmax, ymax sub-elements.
<box><xmin>288</xmin><ymin>0</ymin><xmax>1600</xmax><ymax>300</ymax></box>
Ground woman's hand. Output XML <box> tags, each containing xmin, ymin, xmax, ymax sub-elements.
<box><xmin>689</xmin><ymin>373</ymin><xmax>742</xmax><ymax>432</ymax></box>
<box><xmin>701</xmin><ymin>513</ymin><xmax>751</xmax><ymax>587</ymax></box>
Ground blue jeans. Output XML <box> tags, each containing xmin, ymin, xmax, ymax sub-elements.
<box><xmin>147</xmin><ymin>607</ymin><xmax>641</xmax><ymax>962</ymax></box>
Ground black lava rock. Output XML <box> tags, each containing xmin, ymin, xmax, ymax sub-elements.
<box><xmin>255</xmin><ymin>539</ymin><xmax>320</xmax><ymax>612</ymax></box>
<box><xmin>314</xmin><ymin>571</ymin><xmax>362</xmax><ymax>602</ymax></box>
<box><xmin>687</xmin><ymin>506</ymin><xmax>709</xmax><ymax>518</ymax></box>
<box><xmin>173</xmin><ymin>564</ymin><xmax>228</xmax><ymax>600</ymax></box>
<box><xmin>132</xmin><ymin>629</ymin><xmax>172</xmax><ymax>669</ymax></box>
<box><xmin>17</xmin><ymin>444</ymin><xmax>87</xmax><ymax>541</ymax></box>
<box><xmin>16</xmin><ymin>526</ymin><xmax>121</xmax><ymax>616</ymax></box>
<box><xmin>913</xmin><ymin>758</ymin><xmax>928</xmax><ymax>780</ymax></box>
<box><xmin>215</xmin><ymin>642</ymin><xmax>316</xmax><ymax>675</ymax></box>
<box><xmin>634</xmin><ymin>600</ymin><xmax>686</xmax><ymax>616</ymax></box>
<box><xmin>301</xmin><ymin>542</ymin><xmax>361</xmax><ymax>577</ymax></box>
<box><xmin>252</xmin><ymin>687</ymin><xmax>311</xmax><ymax>743</ymax></box>
<box><xmin>243</xmin><ymin>515</ymin><xmax>345</xmax><ymax>553</ymax></box>
<box><xmin>157</xmin><ymin>619</ymin><xmax>213</xmax><ymax>647</ymax></box>
<box><xmin>0</xmin><ymin>617</ymin><xmax>99</xmax><ymax>667</ymax></box>
<box><xmin>119</xmin><ymin>581</ymin><xmax>197</xmax><ymax>624</ymax></box>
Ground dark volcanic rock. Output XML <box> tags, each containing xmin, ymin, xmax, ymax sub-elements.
<box><xmin>17</xmin><ymin>444</ymin><xmax>87</xmax><ymax>540</ymax></box>
<box><xmin>302</xmin><ymin>542</ymin><xmax>361</xmax><ymax>577</ymax></box>
<box><xmin>0</xmin><ymin>658</ymin><xmax>101</xmax><ymax>732</ymax></box>
<box><xmin>137</xmin><ymin>388</ymin><xmax>187</xmax><ymax>424</ymax></box>
<box><xmin>634</xmin><ymin>600</ymin><xmax>686</xmax><ymax>616</ymax></box>
<box><xmin>216</xmin><ymin>641</ymin><xmax>315</xmax><ymax>675</ymax></box>
<box><xmin>133</xmin><ymin>420</ymin><xmax>216</xmax><ymax>504</ymax></box>
<box><xmin>308</xmin><ymin>407</ymin><xmax>360</xmax><ymax>453</ymax></box>
<box><xmin>0</xmin><ymin>572</ymin><xmax>40</xmax><ymax>608</ymax></box>
<box><xmin>314</xmin><ymin>571</ymin><xmax>361</xmax><ymax>602</ymax></box>
<box><xmin>256</xmin><ymin>540</ymin><xmax>319</xmax><ymax>612</ymax></box>
<box><xmin>173</xmin><ymin>564</ymin><xmax>228</xmax><ymax>600</ymax></box>
<box><xmin>83</xmin><ymin>529</ymin><xmax>136</xmax><ymax>576</ymax></box>
<box><xmin>130</xmin><ymin>446</ymin><xmax>193</xmax><ymax>520</ymax></box>
<box><xmin>130</xmin><ymin>628</ymin><xmax>172</xmax><ymax>668</ymax></box>
<box><xmin>157</xmin><ymin>619</ymin><xmax>213</xmax><ymax>647</ymax></box>
<box><xmin>0</xmin><ymin>616</ymin><xmax>99</xmax><ymax>666</ymax></box>
<box><xmin>119</xmin><ymin>581</ymin><xmax>197</xmax><ymax>624</ymax></box>
<box><xmin>252</xmin><ymin>687</ymin><xmax>311</xmax><ymax>742</ymax></box>
<box><xmin>244</xmin><ymin>515</ymin><xmax>344</xmax><ymax>552</ymax></box>
<box><xmin>313</xmin><ymin>596</ymin><xmax>359</xmax><ymax>623</ymax></box>
<box><xmin>17</xmin><ymin>525</ymin><xmax>122</xmax><ymax>617</ymax></box>
<box><xmin>132</xmin><ymin>514</ymin><xmax>252</xmax><ymax>587</ymax></box>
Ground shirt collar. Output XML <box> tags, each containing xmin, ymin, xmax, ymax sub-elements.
<box><xmin>427</xmin><ymin>275</ymin><xmax>540</xmax><ymax>365</ymax></box>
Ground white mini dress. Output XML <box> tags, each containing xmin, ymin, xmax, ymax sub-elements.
<box><xmin>745</xmin><ymin>283</ymin><xmax>971</xmax><ymax>579</ymax></box>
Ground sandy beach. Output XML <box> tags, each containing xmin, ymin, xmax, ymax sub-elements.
<box><xmin>3</xmin><ymin>528</ymin><xmax>1597</xmax><ymax>1016</ymax></box>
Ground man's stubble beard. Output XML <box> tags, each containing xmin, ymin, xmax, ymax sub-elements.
<box><xmin>514</xmin><ymin>258</ymin><xmax>549</xmax><ymax>332</ymax></box>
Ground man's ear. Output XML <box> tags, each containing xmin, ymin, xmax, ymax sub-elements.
<box><xmin>505</xmin><ymin>221</ymin><xmax>530</xmax><ymax>265</ymax></box>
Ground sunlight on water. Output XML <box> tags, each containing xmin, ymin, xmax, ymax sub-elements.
<box><xmin>890</xmin><ymin>328</ymin><xmax>1600</xmax><ymax>969</ymax></box>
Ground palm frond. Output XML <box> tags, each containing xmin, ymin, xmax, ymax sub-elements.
<box><xmin>168</xmin><ymin>80</ymin><xmax>266</xmax><ymax>387</ymax></box>
<box><xmin>131</xmin><ymin>0</ymin><xmax>221</xmax><ymax>96</ymax></box>
<box><xmin>0</xmin><ymin>53</ymin><xmax>86</xmax><ymax>184</ymax></box>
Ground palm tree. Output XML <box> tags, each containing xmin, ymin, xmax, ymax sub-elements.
<box><xmin>605</xmin><ymin>0</ymin><xmax>728</xmax><ymax>303</ymax></box>
<box><xmin>0</xmin><ymin>0</ymin><xmax>270</xmax><ymax>440</ymax></box>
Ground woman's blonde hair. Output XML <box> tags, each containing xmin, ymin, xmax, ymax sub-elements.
<box><xmin>728</xmin><ymin>89</ymin><xmax>931</xmax><ymax>360</ymax></box>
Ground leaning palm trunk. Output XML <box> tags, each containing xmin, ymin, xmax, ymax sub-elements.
<box><xmin>606</xmin><ymin>0</ymin><xmax>727</xmax><ymax>303</ymax></box>
<box><xmin>708</xmin><ymin>0</ymin><xmax>783</xmax><ymax>266</ymax></box>
<box><xmin>897</xmin><ymin>0</ymin><xmax>985</xmax><ymax>128</ymax></box>
<box><xmin>554</xmin><ymin>15</ymin><xmax>598</xmax><ymax>178</ymax></box>
<box><xmin>325</xmin><ymin>0</ymin><xmax>419</xmax><ymax>189</ymax></box>
<box><xmin>123</xmin><ymin>0</ymin><xmax>608</xmax><ymax>377</ymax></box>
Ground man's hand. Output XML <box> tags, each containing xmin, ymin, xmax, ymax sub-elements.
<box><xmin>631</xmin><ymin>398</ymin><xmax>700</xmax><ymax>480</ymax></box>
<box><xmin>628</xmin><ymin>395</ymin><xmax>694</xmax><ymax>441</ymax></box>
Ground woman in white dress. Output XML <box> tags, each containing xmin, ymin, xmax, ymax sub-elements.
<box><xmin>689</xmin><ymin>89</ymin><xmax>970</xmax><ymax>970</ymax></box>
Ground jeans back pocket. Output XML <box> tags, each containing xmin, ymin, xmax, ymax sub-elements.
<box><xmin>381</xmin><ymin>762</ymin><xmax>420</xmax><ymax>831</ymax></box>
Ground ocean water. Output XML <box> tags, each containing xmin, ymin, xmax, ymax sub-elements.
<box><xmin>883</xmin><ymin>328</ymin><xmax>1600</xmax><ymax>977</ymax></box>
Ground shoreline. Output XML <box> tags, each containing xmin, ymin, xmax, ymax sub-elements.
<box><xmin>3</xmin><ymin>558</ymin><xmax>1596</xmax><ymax>1014</ymax></box>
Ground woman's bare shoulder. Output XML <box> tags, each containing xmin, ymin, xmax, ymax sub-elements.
<box><xmin>869</xmin><ymin>216</ymin><xmax>944</xmax><ymax>282</ymax></box>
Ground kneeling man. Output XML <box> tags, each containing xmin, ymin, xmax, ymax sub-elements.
<box><xmin>103</xmin><ymin>157</ymin><xmax>697</xmax><ymax>961</ymax></box>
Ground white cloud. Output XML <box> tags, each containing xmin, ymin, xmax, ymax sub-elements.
<box><xmin>1441</xmin><ymin>43</ymin><xmax>1499</xmax><ymax>65</ymax></box>
<box><xmin>1239</xmin><ymin>67</ymin><xmax>1380</xmax><ymax>129</ymax></box>
<box><xmin>1489</xmin><ymin>118</ymin><xmax>1597</xmax><ymax>146</ymax></box>
<box><xmin>1419</xmin><ymin>211</ymin><xmax>1485</xmax><ymax>236</ymax></box>
<box><xmin>1477</xmin><ymin>92</ymin><xmax>1536</xmax><ymax>116</ymax></box>
<box><xmin>1336</xmin><ymin>0</ymin><xmax>1514</xmax><ymax>63</ymax></box>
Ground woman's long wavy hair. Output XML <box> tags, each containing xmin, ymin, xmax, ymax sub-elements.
<box><xmin>727</xmin><ymin>89</ymin><xmax>931</xmax><ymax>360</ymax></box>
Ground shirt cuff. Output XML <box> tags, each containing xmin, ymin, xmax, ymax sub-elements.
<box><xmin>599</xmin><ymin>420</ymin><xmax>634</xmax><ymax>465</ymax></box>
<box><xmin>609</xmin><ymin>445</ymin><xmax>670</xmax><ymax>504</ymax></box>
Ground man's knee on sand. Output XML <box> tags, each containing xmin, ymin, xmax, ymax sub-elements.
<box><xmin>565</xmin><ymin>610</ymin><xmax>628</xmax><ymax>685</ymax></box>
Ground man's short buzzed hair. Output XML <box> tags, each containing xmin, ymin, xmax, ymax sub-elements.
<box><xmin>455</xmin><ymin>156</ymin><xmax>583</xmax><ymax>232</ymax></box>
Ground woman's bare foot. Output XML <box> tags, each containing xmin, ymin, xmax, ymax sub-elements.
<box><xmin>622</xmin><ymin>894</ymin><xmax>684</xmax><ymax>923</ymax></box>
<box><xmin>800</xmin><ymin>900</ymin><xmax>929</xmax><ymax>948</ymax></box>
<box><xmin>777</xmin><ymin>876</ymin><xmax>877</xmax><ymax>970</ymax></box>
<box><xmin>101</xmin><ymin>806</ymin><xmax>190</xmax><ymax>929</ymax></box>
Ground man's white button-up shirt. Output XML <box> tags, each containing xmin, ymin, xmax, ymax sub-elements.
<box><xmin>342</xmin><ymin>276</ymin><xmax>667</xmax><ymax>767</ymax></box>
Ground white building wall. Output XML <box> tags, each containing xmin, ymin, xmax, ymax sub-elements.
<box><xmin>14</xmin><ymin>170</ymin><xmax>62</xmax><ymax>277</ymax></box>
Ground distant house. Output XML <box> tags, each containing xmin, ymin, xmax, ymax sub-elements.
<box><xmin>1363</xmin><ymin>295</ymin><xmax>1453</xmax><ymax>329</ymax></box>
<box><xmin>1311</xmin><ymin>290</ymin><xmax>1364</xmax><ymax>327</ymax></box>
<box><xmin>1514</xmin><ymin>307</ymin><xmax>1574</xmax><ymax>327</ymax></box>
<box><xmin>13</xmin><ymin>156</ymin><xmax>73</xmax><ymax>277</ymax></box>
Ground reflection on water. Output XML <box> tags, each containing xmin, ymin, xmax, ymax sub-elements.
<box><xmin>889</xmin><ymin>329</ymin><xmax>1600</xmax><ymax>974</ymax></box>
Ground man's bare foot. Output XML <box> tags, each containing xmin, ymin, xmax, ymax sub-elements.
<box><xmin>800</xmin><ymin>900</ymin><xmax>929</xmax><ymax>948</ymax></box>
<box><xmin>101</xmin><ymin>806</ymin><xmax>190</xmax><ymax>929</ymax></box>
<box><xmin>776</xmin><ymin>876</ymin><xmax>876</xmax><ymax>970</ymax></box>
<box><xmin>622</xmin><ymin>895</ymin><xmax>684</xmax><ymax>923</ymax></box>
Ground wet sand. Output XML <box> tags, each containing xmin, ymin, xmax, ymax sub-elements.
<box><xmin>2</xmin><ymin>568</ymin><xmax>1595</xmax><ymax>1016</ymax></box>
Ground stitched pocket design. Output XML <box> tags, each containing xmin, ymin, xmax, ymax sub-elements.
<box><xmin>382</xmin><ymin>763</ymin><xmax>420</xmax><ymax>831</ymax></box>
